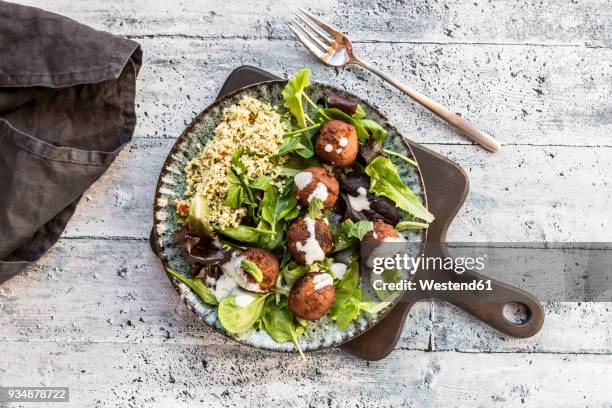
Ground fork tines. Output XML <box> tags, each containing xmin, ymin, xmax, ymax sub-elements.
<box><xmin>288</xmin><ymin>9</ymin><xmax>342</xmax><ymax>62</ymax></box>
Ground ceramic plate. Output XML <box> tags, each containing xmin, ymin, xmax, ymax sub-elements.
<box><xmin>152</xmin><ymin>80</ymin><xmax>428</xmax><ymax>352</ymax></box>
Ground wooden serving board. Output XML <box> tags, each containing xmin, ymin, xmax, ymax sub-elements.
<box><xmin>152</xmin><ymin>65</ymin><xmax>544</xmax><ymax>361</ymax></box>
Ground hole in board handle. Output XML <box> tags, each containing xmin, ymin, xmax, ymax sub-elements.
<box><xmin>502</xmin><ymin>302</ymin><xmax>532</xmax><ymax>325</ymax></box>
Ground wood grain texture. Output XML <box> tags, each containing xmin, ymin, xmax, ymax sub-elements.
<box><xmin>1</xmin><ymin>342</ymin><xmax>611</xmax><ymax>407</ymax></box>
<box><xmin>19</xmin><ymin>0</ymin><xmax>612</xmax><ymax>46</ymax></box>
<box><xmin>2</xmin><ymin>1</ymin><xmax>611</xmax><ymax>406</ymax></box>
<box><xmin>130</xmin><ymin>38</ymin><xmax>612</xmax><ymax>146</ymax></box>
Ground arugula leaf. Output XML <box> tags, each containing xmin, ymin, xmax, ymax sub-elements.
<box><xmin>166</xmin><ymin>267</ymin><xmax>217</xmax><ymax>305</ymax></box>
<box><xmin>262</xmin><ymin>299</ymin><xmax>306</xmax><ymax>360</ymax></box>
<box><xmin>241</xmin><ymin>259</ymin><xmax>263</xmax><ymax>282</ymax></box>
<box><xmin>395</xmin><ymin>221</ymin><xmax>429</xmax><ymax>231</ymax></box>
<box><xmin>218</xmin><ymin>293</ymin><xmax>269</xmax><ymax>334</ymax></box>
<box><xmin>282</xmin><ymin>68</ymin><xmax>312</xmax><ymax>128</ymax></box>
<box><xmin>224</xmin><ymin>185</ymin><xmax>244</xmax><ymax>209</ymax></box>
<box><xmin>187</xmin><ymin>195</ymin><xmax>213</xmax><ymax>236</ymax></box>
<box><xmin>365</xmin><ymin>156</ymin><xmax>434</xmax><ymax>223</ymax></box>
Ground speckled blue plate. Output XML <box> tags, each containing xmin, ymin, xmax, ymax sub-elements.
<box><xmin>152</xmin><ymin>80</ymin><xmax>428</xmax><ymax>352</ymax></box>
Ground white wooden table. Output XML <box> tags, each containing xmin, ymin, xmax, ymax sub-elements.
<box><xmin>1</xmin><ymin>1</ymin><xmax>611</xmax><ymax>406</ymax></box>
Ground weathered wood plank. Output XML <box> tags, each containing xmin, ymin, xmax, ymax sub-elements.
<box><xmin>19</xmin><ymin>0</ymin><xmax>612</xmax><ymax>46</ymax></box>
<box><xmin>61</xmin><ymin>140</ymin><xmax>612</xmax><ymax>242</ymax></box>
<box><xmin>132</xmin><ymin>38</ymin><xmax>612</xmax><ymax>146</ymax></box>
<box><xmin>1</xmin><ymin>240</ymin><xmax>610</xmax><ymax>355</ymax></box>
<box><xmin>1</xmin><ymin>342</ymin><xmax>611</xmax><ymax>407</ymax></box>
<box><xmin>431</xmin><ymin>301</ymin><xmax>612</xmax><ymax>354</ymax></box>
<box><xmin>0</xmin><ymin>239</ymin><xmax>431</xmax><ymax>349</ymax></box>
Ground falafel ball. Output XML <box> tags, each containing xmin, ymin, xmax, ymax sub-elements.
<box><xmin>315</xmin><ymin>120</ymin><xmax>359</xmax><ymax>167</ymax></box>
<box><xmin>288</xmin><ymin>272</ymin><xmax>336</xmax><ymax>320</ymax></box>
<box><xmin>293</xmin><ymin>166</ymin><xmax>339</xmax><ymax>210</ymax></box>
<box><xmin>287</xmin><ymin>216</ymin><xmax>334</xmax><ymax>265</ymax></box>
<box><xmin>234</xmin><ymin>248</ymin><xmax>279</xmax><ymax>293</ymax></box>
<box><xmin>362</xmin><ymin>220</ymin><xmax>401</xmax><ymax>244</ymax></box>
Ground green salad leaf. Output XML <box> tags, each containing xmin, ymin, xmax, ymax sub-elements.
<box><xmin>262</xmin><ymin>299</ymin><xmax>306</xmax><ymax>360</ymax></box>
<box><xmin>395</xmin><ymin>221</ymin><xmax>429</xmax><ymax>231</ymax></box>
<box><xmin>359</xmin><ymin>119</ymin><xmax>387</xmax><ymax>144</ymax></box>
<box><xmin>217</xmin><ymin>224</ymin><xmax>261</xmax><ymax>243</ymax></box>
<box><xmin>308</xmin><ymin>197</ymin><xmax>325</xmax><ymax>219</ymax></box>
<box><xmin>333</xmin><ymin>288</ymin><xmax>362</xmax><ymax>330</ymax></box>
<box><xmin>281</xmin><ymin>262</ymin><xmax>308</xmax><ymax>286</ymax></box>
<box><xmin>318</xmin><ymin>108</ymin><xmax>369</xmax><ymax>143</ymax></box>
<box><xmin>282</xmin><ymin>68</ymin><xmax>312</xmax><ymax>128</ymax></box>
<box><xmin>249</xmin><ymin>176</ymin><xmax>270</xmax><ymax>190</ymax></box>
<box><xmin>333</xmin><ymin>219</ymin><xmax>373</xmax><ymax>252</ymax></box>
<box><xmin>349</xmin><ymin>220</ymin><xmax>374</xmax><ymax>240</ymax></box>
<box><xmin>223</xmin><ymin>185</ymin><xmax>244</xmax><ymax>209</ymax></box>
<box><xmin>359</xmin><ymin>300</ymin><xmax>391</xmax><ymax>314</ymax></box>
<box><xmin>241</xmin><ymin>259</ymin><xmax>263</xmax><ymax>282</ymax></box>
<box><xmin>166</xmin><ymin>267</ymin><xmax>217</xmax><ymax>305</ymax></box>
<box><xmin>277</xmin><ymin>133</ymin><xmax>315</xmax><ymax>158</ymax></box>
<box><xmin>187</xmin><ymin>194</ymin><xmax>213</xmax><ymax>236</ymax></box>
<box><xmin>352</xmin><ymin>104</ymin><xmax>366</xmax><ymax>120</ymax></box>
<box><xmin>382</xmin><ymin>148</ymin><xmax>418</xmax><ymax>167</ymax></box>
<box><xmin>365</xmin><ymin>156</ymin><xmax>434</xmax><ymax>223</ymax></box>
<box><xmin>260</xmin><ymin>185</ymin><xmax>299</xmax><ymax>232</ymax></box>
<box><xmin>218</xmin><ymin>293</ymin><xmax>269</xmax><ymax>334</ymax></box>
<box><xmin>329</xmin><ymin>261</ymin><xmax>362</xmax><ymax>329</ymax></box>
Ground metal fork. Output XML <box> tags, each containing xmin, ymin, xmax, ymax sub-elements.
<box><xmin>288</xmin><ymin>9</ymin><xmax>501</xmax><ymax>152</ymax></box>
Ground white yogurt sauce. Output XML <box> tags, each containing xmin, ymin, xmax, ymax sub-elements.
<box><xmin>214</xmin><ymin>253</ymin><xmax>257</xmax><ymax>305</ymax></box>
<box><xmin>296</xmin><ymin>216</ymin><xmax>325</xmax><ymax>264</ymax></box>
<box><xmin>383</xmin><ymin>235</ymin><xmax>406</xmax><ymax>243</ymax></box>
<box><xmin>294</xmin><ymin>171</ymin><xmax>313</xmax><ymax>190</ymax></box>
<box><xmin>339</xmin><ymin>137</ymin><xmax>349</xmax><ymax>147</ymax></box>
<box><xmin>313</xmin><ymin>273</ymin><xmax>334</xmax><ymax>290</ymax></box>
<box><xmin>347</xmin><ymin>187</ymin><xmax>371</xmax><ymax>211</ymax></box>
<box><xmin>336</xmin><ymin>148</ymin><xmax>343</xmax><ymax>154</ymax></box>
<box><xmin>308</xmin><ymin>182</ymin><xmax>329</xmax><ymax>203</ymax></box>
<box><xmin>330</xmin><ymin>263</ymin><xmax>348</xmax><ymax>280</ymax></box>
<box><xmin>234</xmin><ymin>291</ymin><xmax>257</xmax><ymax>307</ymax></box>
<box><xmin>324</xmin><ymin>144</ymin><xmax>333</xmax><ymax>152</ymax></box>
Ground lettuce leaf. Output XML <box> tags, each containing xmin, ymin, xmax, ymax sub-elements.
<box><xmin>282</xmin><ymin>68</ymin><xmax>312</xmax><ymax>128</ymax></box>
<box><xmin>365</xmin><ymin>156</ymin><xmax>434</xmax><ymax>223</ymax></box>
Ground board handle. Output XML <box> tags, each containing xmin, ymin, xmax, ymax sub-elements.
<box><xmin>437</xmin><ymin>269</ymin><xmax>544</xmax><ymax>338</ymax></box>
<box><xmin>427</xmin><ymin>244</ymin><xmax>544</xmax><ymax>338</ymax></box>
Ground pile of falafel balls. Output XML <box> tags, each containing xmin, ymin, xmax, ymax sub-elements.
<box><xmin>237</xmin><ymin>117</ymin><xmax>405</xmax><ymax>322</ymax></box>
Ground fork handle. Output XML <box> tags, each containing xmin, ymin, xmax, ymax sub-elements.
<box><xmin>355</xmin><ymin>59</ymin><xmax>501</xmax><ymax>152</ymax></box>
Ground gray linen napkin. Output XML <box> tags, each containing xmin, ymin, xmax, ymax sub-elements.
<box><xmin>0</xmin><ymin>1</ymin><xmax>142</xmax><ymax>283</ymax></box>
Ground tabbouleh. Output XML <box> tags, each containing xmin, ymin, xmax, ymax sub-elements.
<box><xmin>184</xmin><ymin>96</ymin><xmax>287</xmax><ymax>229</ymax></box>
